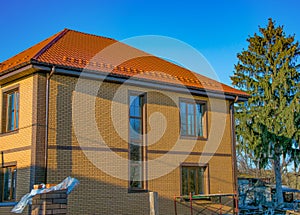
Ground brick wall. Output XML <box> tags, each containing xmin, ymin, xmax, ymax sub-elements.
<box><xmin>0</xmin><ymin>71</ymin><xmax>235</xmax><ymax>214</ymax></box>
<box><xmin>0</xmin><ymin>74</ymin><xmax>35</xmax><ymax>215</ymax></box>
<box><xmin>46</xmin><ymin>74</ymin><xmax>235</xmax><ymax>214</ymax></box>
<box><xmin>31</xmin><ymin>189</ymin><xmax>68</xmax><ymax>215</ymax></box>
<box><xmin>0</xmin><ymin>205</ymin><xmax>15</xmax><ymax>215</ymax></box>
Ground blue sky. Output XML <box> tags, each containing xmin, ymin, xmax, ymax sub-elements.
<box><xmin>1</xmin><ymin>0</ymin><xmax>299</xmax><ymax>85</ymax></box>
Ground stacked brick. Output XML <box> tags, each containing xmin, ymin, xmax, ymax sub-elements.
<box><xmin>31</xmin><ymin>189</ymin><xmax>67</xmax><ymax>215</ymax></box>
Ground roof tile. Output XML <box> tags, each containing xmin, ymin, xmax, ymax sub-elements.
<box><xmin>0</xmin><ymin>29</ymin><xmax>249</xmax><ymax>97</ymax></box>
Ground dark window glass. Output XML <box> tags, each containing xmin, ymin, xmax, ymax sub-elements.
<box><xmin>198</xmin><ymin>168</ymin><xmax>204</xmax><ymax>194</ymax></box>
<box><xmin>180</xmin><ymin>102</ymin><xmax>187</xmax><ymax>135</ymax></box>
<box><xmin>3</xmin><ymin>89</ymin><xmax>19</xmax><ymax>132</ymax></box>
<box><xmin>129</xmin><ymin>96</ymin><xmax>141</xmax><ymax>117</ymax></box>
<box><xmin>187</xmin><ymin>103</ymin><xmax>195</xmax><ymax>135</ymax></box>
<box><xmin>182</xmin><ymin>167</ymin><xmax>188</xmax><ymax>195</ymax></box>
<box><xmin>15</xmin><ymin>92</ymin><xmax>19</xmax><ymax>129</ymax></box>
<box><xmin>0</xmin><ymin>166</ymin><xmax>17</xmax><ymax>202</ymax></box>
<box><xmin>180</xmin><ymin>100</ymin><xmax>205</xmax><ymax>138</ymax></box>
<box><xmin>7</xmin><ymin>93</ymin><xmax>15</xmax><ymax>131</ymax></box>
<box><xmin>129</xmin><ymin>162</ymin><xmax>142</xmax><ymax>189</ymax></box>
<box><xmin>196</xmin><ymin>104</ymin><xmax>203</xmax><ymax>137</ymax></box>
<box><xmin>130</xmin><ymin>143</ymin><xmax>142</xmax><ymax>161</ymax></box>
<box><xmin>129</xmin><ymin>94</ymin><xmax>144</xmax><ymax>190</ymax></box>
<box><xmin>129</xmin><ymin>118</ymin><xmax>142</xmax><ymax>140</ymax></box>
<box><xmin>181</xmin><ymin>166</ymin><xmax>206</xmax><ymax>195</ymax></box>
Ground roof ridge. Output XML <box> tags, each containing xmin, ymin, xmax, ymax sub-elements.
<box><xmin>32</xmin><ymin>28</ymin><xmax>70</xmax><ymax>60</ymax></box>
<box><xmin>64</xmin><ymin>28</ymin><xmax>117</xmax><ymax>42</ymax></box>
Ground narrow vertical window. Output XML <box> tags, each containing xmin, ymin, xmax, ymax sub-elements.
<box><xmin>2</xmin><ymin>88</ymin><xmax>19</xmax><ymax>132</ymax></box>
<box><xmin>129</xmin><ymin>93</ymin><xmax>145</xmax><ymax>190</ymax></box>
<box><xmin>180</xmin><ymin>99</ymin><xmax>206</xmax><ymax>138</ymax></box>
<box><xmin>0</xmin><ymin>166</ymin><xmax>17</xmax><ymax>202</ymax></box>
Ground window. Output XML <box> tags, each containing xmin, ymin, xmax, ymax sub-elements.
<box><xmin>181</xmin><ymin>166</ymin><xmax>207</xmax><ymax>195</ymax></box>
<box><xmin>2</xmin><ymin>88</ymin><xmax>19</xmax><ymax>132</ymax></box>
<box><xmin>129</xmin><ymin>93</ymin><xmax>145</xmax><ymax>190</ymax></box>
<box><xmin>180</xmin><ymin>99</ymin><xmax>206</xmax><ymax>138</ymax></box>
<box><xmin>0</xmin><ymin>166</ymin><xmax>17</xmax><ymax>202</ymax></box>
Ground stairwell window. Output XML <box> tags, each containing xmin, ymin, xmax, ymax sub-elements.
<box><xmin>2</xmin><ymin>88</ymin><xmax>19</xmax><ymax>133</ymax></box>
<box><xmin>128</xmin><ymin>92</ymin><xmax>145</xmax><ymax>191</ymax></box>
<box><xmin>180</xmin><ymin>99</ymin><xmax>207</xmax><ymax>139</ymax></box>
<box><xmin>0</xmin><ymin>165</ymin><xmax>17</xmax><ymax>202</ymax></box>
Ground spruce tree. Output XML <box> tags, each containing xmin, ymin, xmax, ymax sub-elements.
<box><xmin>231</xmin><ymin>18</ymin><xmax>300</xmax><ymax>206</ymax></box>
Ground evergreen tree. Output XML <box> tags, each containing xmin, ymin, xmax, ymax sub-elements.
<box><xmin>231</xmin><ymin>18</ymin><xmax>300</xmax><ymax>206</ymax></box>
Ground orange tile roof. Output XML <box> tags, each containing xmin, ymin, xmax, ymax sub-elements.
<box><xmin>0</xmin><ymin>30</ymin><xmax>65</xmax><ymax>73</ymax></box>
<box><xmin>0</xmin><ymin>29</ymin><xmax>249</xmax><ymax>98</ymax></box>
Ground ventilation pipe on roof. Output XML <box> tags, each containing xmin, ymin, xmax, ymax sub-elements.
<box><xmin>44</xmin><ymin>66</ymin><xmax>56</xmax><ymax>184</ymax></box>
<box><xmin>230</xmin><ymin>96</ymin><xmax>239</xmax><ymax>196</ymax></box>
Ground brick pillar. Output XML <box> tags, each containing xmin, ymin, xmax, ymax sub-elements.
<box><xmin>149</xmin><ymin>192</ymin><xmax>159</xmax><ymax>215</ymax></box>
<box><xmin>31</xmin><ymin>189</ymin><xmax>68</xmax><ymax>215</ymax></box>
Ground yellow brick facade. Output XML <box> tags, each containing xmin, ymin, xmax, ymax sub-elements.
<box><xmin>46</xmin><ymin>74</ymin><xmax>235</xmax><ymax>214</ymax></box>
<box><xmin>0</xmin><ymin>72</ymin><xmax>236</xmax><ymax>214</ymax></box>
<box><xmin>0</xmin><ymin>75</ymin><xmax>34</xmax><ymax>215</ymax></box>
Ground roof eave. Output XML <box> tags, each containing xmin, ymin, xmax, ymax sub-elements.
<box><xmin>0</xmin><ymin>61</ymin><xmax>32</xmax><ymax>77</ymax></box>
<box><xmin>0</xmin><ymin>61</ymin><xmax>249</xmax><ymax>102</ymax></box>
<box><xmin>31</xmin><ymin>62</ymin><xmax>249</xmax><ymax>101</ymax></box>
<box><xmin>0</xmin><ymin>63</ymin><xmax>37</xmax><ymax>85</ymax></box>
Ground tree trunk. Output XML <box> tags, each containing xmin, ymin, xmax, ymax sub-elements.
<box><xmin>274</xmin><ymin>155</ymin><xmax>284</xmax><ymax>207</ymax></box>
<box><xmin>294</xmin><ymin>162</ymin><xmax>299</xmax><ymax>190</ymax></box>
<box><xmin>296</xmin><ymin>173</ymin><xmax>299</xmax><ymax>189</ymax></box>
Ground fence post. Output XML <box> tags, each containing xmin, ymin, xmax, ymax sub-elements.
<box><xmin>219</xmin><ymin>196</ymin><xmax>222</xmax><ymax>215</ymax></box>
<box><xmin>190</xmin><ymin>193</ymin><xmax>193</xmax><ymax>215</ymax></box>
<box><xmin>174</xmin><ymin>195</ymin><xmax>177</xmax><ymax>215</ymax></box>
<box><xmin>234</xmin><ymin>192</ymin><xmax>239</xmax><ymax>214</ymax></box>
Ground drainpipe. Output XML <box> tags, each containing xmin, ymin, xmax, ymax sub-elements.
<box><xmin>1</xmin><ymin>151</ymin><xmax>3</xmax><ymax>167</ymax></box>
<box><xmin>230</xmin><ymin>96</ymin><xmax>239</xmax><ymax>195</ymax></box>
<box><xmin>44</xmin><ymin>66</ymin><xmax>55</xmax><ymax>184</ymax></box>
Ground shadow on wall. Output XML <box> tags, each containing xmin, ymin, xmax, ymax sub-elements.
<box><xmin>0</xmin><ymin>162</ymin><xmax>235</xmax><ymax>215</ymax></box>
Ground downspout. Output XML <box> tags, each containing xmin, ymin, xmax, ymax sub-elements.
<box><xmin>230</xmin><ymin>96</ymin><xmax>239</xmax><ymax>195</ymax></box>
<box><xmin>1</xmin><ymin>151</ymin><xmax>3</xmax><ymax>167</ymax></box>
<box><xmin>44</xmin><ymin>66</ymin><xmax>55</xmax><ymax>184</ymax></box>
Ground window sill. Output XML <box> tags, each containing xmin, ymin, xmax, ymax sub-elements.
<box><xmin>0</xmin><ymin>202</ymin><xmax>17</xmax><ymax>207</ymax></box>
<box><xmin>0</xmin><ymin>129</ymin><xmax>19</xmax><ymax>137</ymax></box>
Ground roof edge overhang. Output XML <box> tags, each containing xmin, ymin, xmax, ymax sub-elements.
<box><xmin>0</xmin><ymin>63</ymin><xmax>37</xmax><ymax>85</ymax></box>
<box><xmin>0</xmin><ymin>62</ymin><xmax>249</xmax><ymax>102</ymax></box>
<box><xmin>33</xmin><ymin>63</ymin><xmax>249</xmax><ymax>102</ymax></box>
